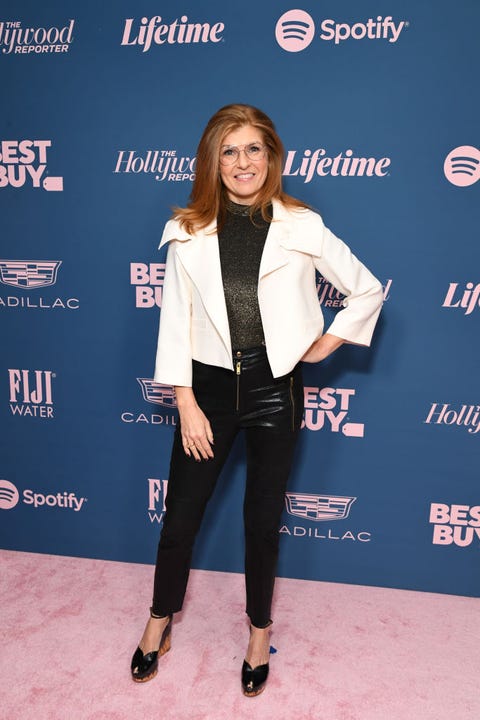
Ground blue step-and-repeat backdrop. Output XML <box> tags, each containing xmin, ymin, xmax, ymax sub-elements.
<box><xmin>1</xmin><ymin>0</ymin><xmax>479</xmax><ymax>598</ymax></box>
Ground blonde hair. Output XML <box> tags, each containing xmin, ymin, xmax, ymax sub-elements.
<box><xmin>173</xmin><ymin>104</ymin><xmax>308</xmax><ymax>233</ymax></box>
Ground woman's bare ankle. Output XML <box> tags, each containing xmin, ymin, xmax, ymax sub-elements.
<box><xmin>139</xmin><ymin>615</ymin><xmax>170</xmax><ymax>654</ymax></box>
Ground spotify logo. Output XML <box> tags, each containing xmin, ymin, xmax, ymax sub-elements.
<box><xmin>275</xmin><ymin>10</ymin><xmax>315</xmax><ymax>52</ymax></box>
<box><xmin>444</xmin><ymin>145</ymin><xmax>480</xmax><ymax>187</ymax></box>
<box><xmin>0</xmin><ymin>480</ymin><xmax>20</xmax><ymax>510</ymax></box>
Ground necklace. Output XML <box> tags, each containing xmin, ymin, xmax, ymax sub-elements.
<box><xmin>226</xmin><ymin>199</ymin><xmax>252</xmax><ymax>216</ymax></box>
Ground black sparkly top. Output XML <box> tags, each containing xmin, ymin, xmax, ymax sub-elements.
<box><xmin>218</xmin><ymin>201</ymin><xmax>272</xmax><ymax>351</ymax></box>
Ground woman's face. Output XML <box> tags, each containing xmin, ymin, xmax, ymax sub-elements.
<box><xmin>219</xmin><ymin>125</ymin><xmax>268</xmax><ymax>205</ymax></box>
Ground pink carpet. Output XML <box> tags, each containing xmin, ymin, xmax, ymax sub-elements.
<box><xmin>1</xmin><ymin>549</ymin><xmax>478</xmax><ymax>720</ymax></box>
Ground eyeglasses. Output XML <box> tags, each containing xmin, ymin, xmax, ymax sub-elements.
<box><xmin>219</xmin><ymin>142</ymin><xmax>266</xmax><ymax>166</ymax></box>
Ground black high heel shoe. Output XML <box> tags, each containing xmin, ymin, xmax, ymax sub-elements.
<box><xmin>131</xmin><ymin>610</ymin><xmax>172</xmax><ymax>683</ymax></box>
<box><xmin>241</xmin><ymin>623</ymin><xmax>271</xmax><ymax>697</ymax></box>
<box><xmin>241</xmin><ymin>659</ymin><xmax>269</xmax><ymax>697</ymax></box>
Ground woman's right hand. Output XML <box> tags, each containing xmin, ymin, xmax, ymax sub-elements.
<box><xmin>175</xmin><ymin>386</ymin><xmax>214</xmax><ymax>461</ymax></box>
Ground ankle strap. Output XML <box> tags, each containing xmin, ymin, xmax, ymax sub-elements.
<box><xmin>149</xmin><ymin>607</ymin><xmax>169</xmax><ymax>619</ymax></box>
<box><xmin>250</xmin><ymin>620</ymin><xmax>273</xmax><ymax>630</ymax></box>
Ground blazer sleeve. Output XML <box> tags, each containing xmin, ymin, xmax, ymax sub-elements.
<box><xmin>153</xmin><ymin>236</ymin><xmax>193</xmax><ymax>387</ymax></box>
<box><xmin>312</xmin><ymin>216</ymin><xmax>383</xmax><ymax>346</ymax></box>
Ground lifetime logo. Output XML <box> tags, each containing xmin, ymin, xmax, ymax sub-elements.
<box><xmin>8</xmin><ymin>369</ymin><xmax>55</xmax><ymax>418</ymax></box>
<box><xmin>444</xmin><ymin>146</ymin><xmax>480</xmax><ymax>187</ymax></box>
<box><xmin>430</xmin><ymin>503</ymin><xmax>480</xmax><ymax>547</ymax></box>
<box><xmin>275</xmin><ymin>10</ymin><xmax>406</xmax><ymax>52</ymax></box>
<box><xmin>121</xmin><ymin>15</ymin><xmax>225</xmax><ymax>52</ymax></box>
<box><xmin>0</xmin><ymin>140</ymin><xmax>63</xmax><ymax>190</ymax></box>
<box><xmin>442</xmin><ymin>282</ymin><xmax>480</xmax><ymax>315</ymax></box>
<box><xmin>283</xmin><ymin>148</ymin><xmax>391</xmax><ymax>181</ymax></box>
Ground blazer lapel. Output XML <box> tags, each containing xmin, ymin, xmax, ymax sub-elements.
<box><xmin>258</xmin><ymin>200</ymin><xmax>291</xmax><ymax>279</ymax></box>
<box><xmin>173</xmin><ymin>224</ymin><xmax>232</xmax><ymax>354</ymax></box>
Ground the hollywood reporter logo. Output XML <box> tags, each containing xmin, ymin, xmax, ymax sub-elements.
<box><xmin>318</xmin><ymin>276</ymin><xmax>392</xmax><ymax>307</ymax></box>
<box><xmin>115</xmin><ymin>149</ymin><xmax>196</xmax><ymax>182</ymax></box>
<box><xmin>0</xmin><ymin>19</ymin><xmax>74</xmax><ymax>55</ymax></box>
<box><xmin>303</xmin><ymin>387</ymin><xmax>364</xmax><ymax>436</ymax></box>
<box><xmin>148</xmin><ymin>478</ymin><xmax>168</xmax><ymax>523</ymax></box>
<box><xmin>130</xmin><ymin>263</ymin><xmax>165</xmax><ymax>307</ymax></box>
<box><xmin>430</xmin><ymin>503</ymin><xmax>480</xmax><ymax>547</ymax></box>
<box><xmin>8</xmin><ymin>369</ymin><xmax>55</xmax><ymax>418</ymax></box>
<box><xmin>424</xmin><ymin>403</ymin><xmax>479</xmax><ymax>434</ymax></box>
<box><xmin>0</xmin><ymin>140</ymin><xmax>63</xmax><ymax>190</ymax></box>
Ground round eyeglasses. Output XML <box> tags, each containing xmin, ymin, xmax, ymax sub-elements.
<box><xmin>219</xmin><ymin>142</ymin><xmax>266</xmax><ymax>166</ymax></box>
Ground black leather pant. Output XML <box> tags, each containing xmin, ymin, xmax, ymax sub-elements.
<box><xmin>152</xmin><ymin>345</ymin><xmax>303</xmax><ymax>628</ymax></box>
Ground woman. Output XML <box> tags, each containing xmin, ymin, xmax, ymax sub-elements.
<box><xmin>131</xmin><ymin>104</ymin><xmax>383</xmax><ymax>696</ymax></box>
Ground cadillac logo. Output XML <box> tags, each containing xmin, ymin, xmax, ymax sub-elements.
<box><xmin>285</xmin><ymin>493</ymin><xmax>356</xmax><ymax>522</ymax></box>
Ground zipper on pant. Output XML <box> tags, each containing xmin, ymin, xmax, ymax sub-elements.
<box><xmin>235</xmin><ymin>354</ymin><xmax>242</xmax><ymax>411</ymax></box>
<box><xmin>289</xmin><ymin>375</ymin><xmax>295</xmax><ymax>432</ymax></box>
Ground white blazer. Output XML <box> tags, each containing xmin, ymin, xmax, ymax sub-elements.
<box><xmin>154</xmin><ymin>199</ymin><xmax>383</xmax><ymax>385</ymax></box>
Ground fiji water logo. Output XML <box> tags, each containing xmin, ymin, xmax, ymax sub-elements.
<box><xmin>285</xmin><ymin>493</ymin><xmax>356</xmax><ymax>521</ymax></box>
<box><xmin>276</xmin><ymin>10</ymin><xmax>406</xmax><ymax>52</ymax></box>
<box><xmin>148</xmin><ymin>478</ymin><xmax>168</xmax><ymax>524</ymax></box>
<box><xmin>121</xmin><ymin>15</ymin><xmax>225</xmax><ymax>52</ymax></box>
<box><xmin>444</xmin><ymin>146</ymin><xmax>480</xmax><ymax>187</ymax></box>
<box><xmin>0</xmin><ymin>140</ymin><xmax>63</xmax><ymax>190</ymax></box>
<box><xmin>130</xmin><ymin>262</ymin><xmax>165</xmax><ymax>307</ymax></box>
<box><xmin>137</xmin><ymin>378</ymin><xmax>177</xmax><ymax>407</ymax></box>
<box><xmin>283</xmin><ymin>148</ymin><xmax>391</xmax><ymax>181</ymax></box>
<box><xmin>303</xmin><ymin>387</ymin><xmax>364</xmax><ymax>436</ymax></box>
<box><xmin>0</xmin><ymin>260</ymin><xmax>61</xmax><ymax>288</ymax></box>
<box><xmin>115</xmin><ymin>150</ymin><xmax>196</xmax><ymax>182</ymax></box>
<box><xmin>0</xmin><ymin>19</ymin><xmax>74</xmax><ymax>55</ymax></box>
<box><xmin>275</xmin><ymin>10</ymin><xmax>315</xmax><ymax>52</ymax></box>
<box><xmin>442</xmin><ymin>282</ymin><xmax>480</xmax><ymax>315</ymax></box>
<box><xmin>0</xmin><ymin>479</ymin><xmax>19</xmax><ymax>509</ymax></box>
<box><xmin>8</xmin><ymin>369</ymin><xmax>55</xmax><ymax>419</ymax></box>
<box><xmin>430</xmin><ymin>503</ymin><xmax>480</xmax><ymax>547</ymax></box>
